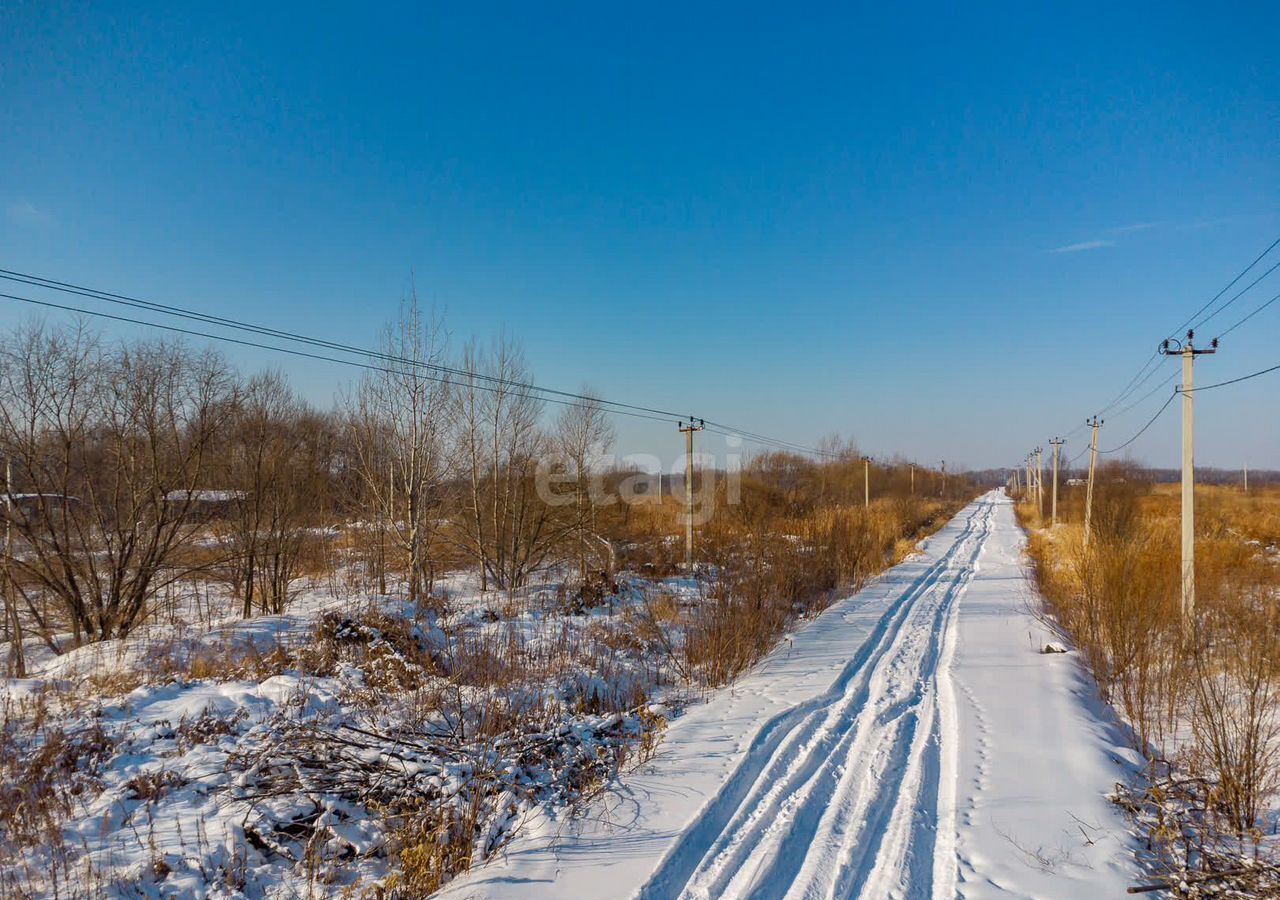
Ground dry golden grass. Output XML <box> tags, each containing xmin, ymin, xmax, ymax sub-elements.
<box><xmin>681</xmin><ymin>494</ymin><xmax>967</xmax><ymax>688</ymax></box>
<box><xmin>0</xmin><ymin>693</ymin><xmax>116</xmax><ymax>854</ymax></box>
<box><xmin>1016</xmin><ymin>469</ymin><xmax>1280</xmax><ymax>855</ymax></box>
<box><xmin>1151</xmin><ymin>483</ymin><xmax>1280</xmax><ymax>548</ymax></box>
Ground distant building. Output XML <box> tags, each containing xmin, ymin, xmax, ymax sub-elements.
<box><xmin>618</xmin><ymin>472</ymin><xmax>662</xmax><ymax>504</ymax></box>
<box><xmin>165</xmin><ymin>489</ymin><xmax>245</xmax><ymax>521</ymax></box>
<box><xmin>3</xmin><ymin>493</ymin><xmax>81</xmax><ymax>520</ymax></box>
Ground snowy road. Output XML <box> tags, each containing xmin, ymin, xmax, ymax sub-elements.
<box><xmin>638</xmin><ymin>502</ymin><xmax>990</xmax><ymax>899</ymax></box>
<box><xmin>440</xmin><ymin>493</ymin><xmax>1140</xmax><ymax>899</ymax></box>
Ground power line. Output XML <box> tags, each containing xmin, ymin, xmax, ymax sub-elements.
<box><xmin>701</xmin><ymin>425</ymin><xmax>838</xmax><ymax>458</ymax></box>
<box><xmin>0</xmin><ymin>268</ymin><xmax>839</xmax><ymax>458</ymax></box>
<box><xmin>1088</xmin><ymin>257</ymin><xmax>1280</xmax><ymax>458</ymax></box>
<box><xmin>1109</xmin><ymin>369</ymin><xmax>1178</xmax><ymax>420</ymax></box>
<box><xmin>1192</xmin><ymin>256</ymin><xmax>1280</xmax><ymax>332</ymax></box>
<box><xmin>1215</xmin><ymin>288</ymin><xmax>1280</xmax><ymax>340</ymax></box>
<box><xmin>1098</xmin><ymin>391</ymin><xmax>1177</xmax><ymax>454</ymax></box>
<box><xmin>0</xmin><ymin>290</ymin><xmax>678</xmax><ymax>424</ymax></box>
<box><xmin>1055</xmin><ymin>234</ymin><xmax>1280</xmax><ymax>440</ymax></box>
<box><xmin>1181</xmin><ymin>360</ymin><xmax>1280</xmax><ymax>393</ymax></box>
<box><xmin>1066</xmin><ymin>444</ymin><xmax>1090</xmax><ymax>466</ymax></box>
<box><xmin>1098</xmin><ymin>355</ymin><xmax>1169</xmax><ymax>416</ymax></box>
<box><xmin>1091</xmin><ymin>235</ymin><xmax>1280</xmax><ymax>418</ymax></box>
<box><xmin>1169</xmin><ymin>234</ymin><xmax>1280</xmax><ymax>339</ymax></box>
<box><xmin>0</xmin><ymin>269</ymin><xmax>684</xmax><ymax>420</ymax></box>
<box><xmin>1066</xmin><ymin>269</ymin><xmax>1277</xmax><ymax>461</ymax></box>
<box><xmin>1098</xmin><ymin>352</ymin><xmax>1162</xmax><ymax>416</ymax></box>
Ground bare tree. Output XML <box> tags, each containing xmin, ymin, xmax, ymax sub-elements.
<box><xmin>259</xmin><ymin>407</ymin><xmax>336</xmax><ymax>611</ymax></box>
<box><xmin>0</xmin><ymin>321</ymin><xmax>235</xmax><ymax>643</ymax></box>
<box><xmin>554</xmin><ymin>390</ymin><xmax>614</xmax><ymax>584</ymax></box>
<box><xmin>217</xmin><ymin>371</ymin><xmax>333</xmax><ymax>616</ymax></box>
<box><xmin>453</xmin><ymin>338</ymin><xmax>492</xmax><ymax>591</ymax></box>
<box><xmin>451</xmin><ymin>335</ymin><xmax>566</xmax><ymax>590</ymax></box>
<box><xmin>346</xmin><ymin>292</ymin><xmax>451</xmax><ymax>601</ymax></box>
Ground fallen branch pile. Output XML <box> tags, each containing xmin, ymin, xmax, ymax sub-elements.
<box><xmin>225</xmin><ymin>704</ymin><xmax>664</xmax><ymax>894</ymax></box>
<box><xmin>1115</xmin><ymin>775</ymin><xmax>1280</xmax><ymax>898</ymax></box>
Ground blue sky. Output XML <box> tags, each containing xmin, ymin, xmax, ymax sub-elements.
<box><xmin>2</xmin><ymin>2</ymin><xmax>1277</xmax><ymax>471</ymax></box>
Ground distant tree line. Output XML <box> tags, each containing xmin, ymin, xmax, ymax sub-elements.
<box><xmin>0</xmin><ymin>294</ymin><xmax>975</xmax><ymax>651</ymax></box>
<box><xmin>0</xmin><ymin>293</ymin><xmax>621</xmax><ymax>646</ymax></box>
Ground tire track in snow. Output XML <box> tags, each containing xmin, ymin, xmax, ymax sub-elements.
<box><xmin>637</xmin><ymin>499</ymin><xmax>996</xmax><ymax>900</ymax></box>
<box><xmin>637</xmin><ymin>504</ymin><xmax>986</xmax><ymax>900</ymax></box>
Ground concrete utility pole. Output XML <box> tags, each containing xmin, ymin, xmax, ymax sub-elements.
<box><xmin>1161</xmin><ymin>331</ymin><xmax>1217</xmax><ymax>639</ymax></box>
<box><xmin>1244</xmin><ymin>464</ymin><xmax>1249</xmax><ymax>493</ymax></box>
<box><xmin>1038</xmin><ymin>448</ymin><xmax>1046</xmax><ymax>511</ymax></box>
<box><xmin>380</xmin><ymin>461</ymin><xmax>392</xmax><ymax>595</ymax></box>
<box><xmin>1025</xmin><ymin>455</ymin><xmax>1034</xmax><ymax>506</ymax></box>
<box><xmin>1049</xmin><ymin>438</ymin><xmax>1064</xmax><ymax>526</ymax></box>
<box><xmin>1083</xmin><ymin>417</ymin><xmax>1102</xmax><ymax>549</ymax></box>
<box><xmin>1034</xmin><ymin>446</ymin><xmax>1045</xmax><ymax>518</ymax></box>
<box><xmin>678</xmin><ymin>417</ymin><xmax>705</xmax><ymax>573</ymax></box>
<box><xmin>4</xmin><ymin>457</ymin><xmax>23</xmax><ymax>678</ymax></box>
<box><xmin>863</xmin><ymin>457</ymin><xmax>871</xmax><ymax>508</ymax></box>
<box><xmin>940</xmin><ymin>460</ymin><xmax>947</xmax><ymax>498</ymax></box>
<box><xmin>910</xmin><ymin>463</ymin><xmax>915</xmax><ymax>496</ymax></box>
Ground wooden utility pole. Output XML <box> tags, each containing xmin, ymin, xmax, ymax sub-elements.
<box><xmin>678</xmin><ymin>418</ymin><xmax>705</xmax><ymax>573</ymax></box>
<box><xmin>863</xmin><ymin>457</ymin><xmax>871</xmax><ymax>508</ymax></box>
<box><xmin>1049</xmin><ymin>438</ymin><xmax>1064</xmax><ymax>526</ymax></box>
<box><xmin>4</xmin><ymin>457</ymin><xmax>23</xmax><ymax>678</ymax></box>
<box><xmin>1161</xmin><ymin>331</ymin><xmax>1216</xmax><ymax>638</ymax></box>
<box><xmin>1083</xmin><ymin>417</ymin><xmax>1102</xmax><ymax>549</ymax></box>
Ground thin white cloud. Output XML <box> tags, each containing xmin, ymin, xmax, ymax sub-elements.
<box><xmin>1049</xmin><ymin>239</ymin><xmax>1114</xmax><ymax>254</ymax></box>
<box><xmin>1107</xmin><ymin>222</ymin><xmax>1159</xmax><ymax>235</ymax></box>
<box><xmin>6</xmin><ymin>201</ymin><xmax>53</xmax><ymax>228</ymax></box>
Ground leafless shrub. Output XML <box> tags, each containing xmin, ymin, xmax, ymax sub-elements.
<box><xmin>121</xmin><ymin>768</ymin><xmax>185</xmax><ymax>803</ymax></box>
<box><xmin>0</xmin><ymin>693</ymin><xmax>116</xmax><ymax>854</ymax></box>
<box><xmin>175</xmin><ymin>706</ymin><xmax>249</xmax><ymax>752</ymax></box>
<box><xmin>1021</xmin><ymin>473</ymin><xmax>1280</xmax><ymax>887</ymax></box>
<box><xmin>1186</xmin><ymin>590</ymin><xmax>1280</xmax><ymax>842</ymax></box>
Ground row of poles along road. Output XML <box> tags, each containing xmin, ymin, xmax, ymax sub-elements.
<box><xmin>1010</xmin><ymin>329</ymin><xmax>1217</xmax><ymax>640</ymax></box>
<box><xmin>677</xmin><ymin>412</ymin><xmax>947</xmax><ymax>573</ymax></box>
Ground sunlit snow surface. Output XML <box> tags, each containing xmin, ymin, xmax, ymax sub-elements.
<box><xmin>439</xmin><ymin>493</ymin><xmax>1142</xmax><ymax>899</ymax></box>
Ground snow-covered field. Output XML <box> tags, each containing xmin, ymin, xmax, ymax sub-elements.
<box><xmin>438</xmin><ymin>492</ymin><xmax>1142</xmax><ymax>899</ymax></box>
<box><xmin>1</xmin><ymin>492</ymin><xmax>1147</xmax><ymax>898</ymax></box>
<box><xmin>0</xmin><ymin>570</ymin><xmax>696</xmax><ymax>897</ymax></box>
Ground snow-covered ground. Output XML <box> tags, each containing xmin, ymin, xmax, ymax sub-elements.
<box><xmin>0</xmin><ymin>570</ymin><xmax>693</xmax><ymax>897</ymax></box>
<box><xmin>438</xmin><ymin>492</ymin><xmax>1142</xmax><ymax>899</ymax></box>
<box><xmin>1</xmin><ymin>492</ymin><xmax>1145</xmax><ymax>897</ymax></box>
